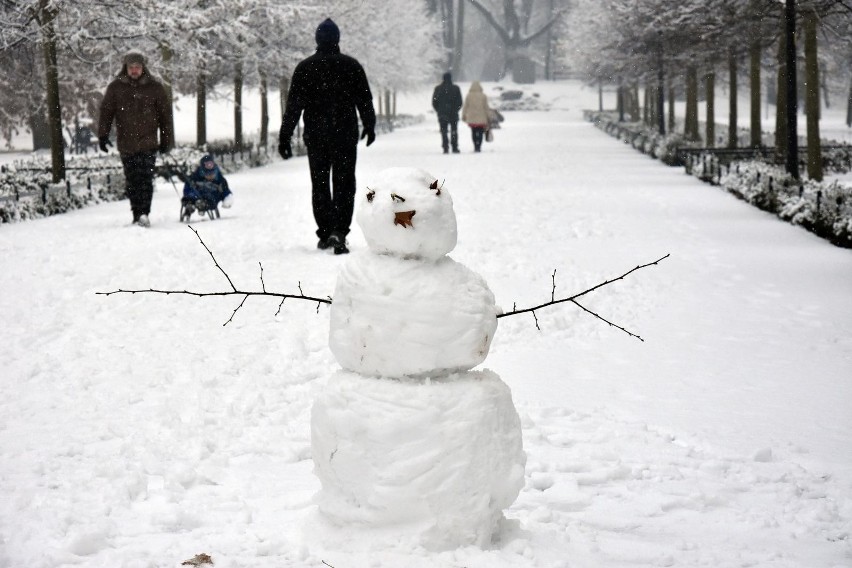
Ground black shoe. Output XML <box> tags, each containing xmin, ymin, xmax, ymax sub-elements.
<box><xmin>327</xmin><ymin>233</ymin><xmax>349</xmax><ymax>255</ymax></box>
<box><xmin>452</xmin><ymin>148</ymin><xmax>460</xmax><ymax>153</ymax></box>
<box><xmin>443</xmin><ymin>148</ymin><xmax>449</xmax><ymax>154</ymax></box>
<box><xmin>317</xmin><ymin>238</ymin><xmax>331</xmax><ymax>250</ymax></box>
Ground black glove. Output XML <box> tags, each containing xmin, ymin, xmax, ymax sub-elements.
<box><xmin>361</xmin><ymin>128</ymin><xmax>376</xmax><ymax>147</ymax></box>
<box><xmin>98</xmin><ymin>136</ymin><xmax>112</xmax><ymax>152</ymax></box>
<box><xmin>279</xmin><ymin>141</ymin><xmax>292</xmax><ymax>160</ymax></box>
<box><xmin>158</xmin><ymin>142</ymin><xmax>170</xmax><ymax>155</ymax></box>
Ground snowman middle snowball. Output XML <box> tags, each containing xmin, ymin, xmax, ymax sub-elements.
<box><xmin>329</xmin><ymin>167</ymin><xmax>500</xmax><ymax>378</ymax></box>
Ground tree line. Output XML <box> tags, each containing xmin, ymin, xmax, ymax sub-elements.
<box><xmin>564</xmin><ymin>0</ymin><xmax>852</xmax><ymax>182</ymax></box>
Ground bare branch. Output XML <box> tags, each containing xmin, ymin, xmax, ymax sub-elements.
<box><xmin>190</xmin><ymin>225</ymin><xmax>236</xmax><ymax>291</ymax></box>
<box><xmin>571</xmin><ymin>300</ymin><xmax>644</xmax><ymax>342</ymax></box>
<box><xmin>551</xmin><ymin>269</ymin><xmax>556</xmax><ymax>301</ymax></box>
<box><xmin>225</xmin><ymin>294</ymin><xmax>249</xmax><ymax>326</ymax></box>
<box><xmin>497</xmin><ymin>254</ymin><xmax>669</xmax><ymax>340</ymax></box>
<box><xmin>97</xmin><ymin>227</ymin><xmax>331</xmax><ymax>326</ymax></box>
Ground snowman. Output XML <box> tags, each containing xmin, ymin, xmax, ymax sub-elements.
<box><xmin>311</xmin><ymin>167</ymin><xmax>526</xmax><ymax>550</ymax></box>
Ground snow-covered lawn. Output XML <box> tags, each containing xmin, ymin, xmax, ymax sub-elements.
<box><xmin>1</xmin><ymin>81</ymin><xmax>850</xmax><ymax>567</ymax></box>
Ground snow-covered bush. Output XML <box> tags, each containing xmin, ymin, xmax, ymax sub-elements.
<box><xmin>588</xmin><ymin>111</ymin><xmax>697</xmax><ymax>165</ymax></box>
<box><xmin>0</xmin><ymin>144</ymin><xmax>275</xmax><ymax>224</ymax></box>
<box><xmin>490</xmin><ymin>86</ymin><xmax>550</xmax><ymax>111</ymax></box>
<box><xmin>717</xmin><ymin>161</ymin><xmax>852</xmax><ymax>247</ymax></box>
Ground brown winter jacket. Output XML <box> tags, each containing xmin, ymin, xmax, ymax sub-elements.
<box><xmin>98</xmin><ymin>64</ymin><xmax>174</xmax><ymax>155</ymax></box>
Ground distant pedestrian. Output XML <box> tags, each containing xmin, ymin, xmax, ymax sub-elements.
<box><xmin>431</xmin><ymin>72</ymin><xmax>462</xmax><ymax>154</ymax></box>
<box><xmin>462</xmin><ymin>81</ymin><xmax>492</xmax><ymax>153</ymax></box>
<box><xmin>97</xmin><ymin>51</ymin><xmax>174</xmax><ymax>227</ymax></box>
<box><xmin>278</xmin><ymin>18</ymin><xmax>377</xmax><ymax>255</ymax></box>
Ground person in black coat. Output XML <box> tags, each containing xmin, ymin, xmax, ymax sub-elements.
<box><xmin>278</xmin><ymin>18</ymin><xmax>377</xmax><ymax>255</ymax></box>
<box><xmin>431</xmin><ymin>72</ymin><xmax>463</xmax><ymax>154</ymax></box>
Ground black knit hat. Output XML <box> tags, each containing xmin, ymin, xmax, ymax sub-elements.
<box><xmin>315</xmin><ymin>18</ymin><xmax>340</xmax><ymax>46</ymax></box>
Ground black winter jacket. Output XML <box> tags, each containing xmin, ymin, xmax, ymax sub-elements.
<box><xmin>431</xmin><ymin>80</ymin><xmax>463</xmax><ymax>121</ymax></box>
<box><xmin>280</xmin><ymin>45</ymin><xmax>376</xmax><ymax>148</ymax></box>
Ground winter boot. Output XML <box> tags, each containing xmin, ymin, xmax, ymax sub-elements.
<box><xmin>326</xmin><ymin>233</ymin><xmax>349</xmax><ymax>255</ymax></box>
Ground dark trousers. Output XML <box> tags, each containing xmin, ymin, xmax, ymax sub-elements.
<box><xmin>438</xmin><ymin>118</ymin><xmax>458</xmax><ymax>152</ymax></box>
<box><xmin>471</xmin><ymin>126</ymin><xmax>486</xmax><ymax>151</ymax></box>
<box><xmin>307</xmin><ymin>140</ymin><xmax>358</xmax><ymax>240</ymax></box>
<box><xmin>120</xmin><ymin>151</ymin><xmax>156</xmax><ymax>220</ymax></box>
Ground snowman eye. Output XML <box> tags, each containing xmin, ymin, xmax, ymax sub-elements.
<box><xmin>429</xmin><ymin>179</ymin><xmax>443</xmax><ymax>196</ymax></box>
<box><xmin>390</xmin><ymin>193</ymin><xmax>406</xmax><ymax>203</ymax></box>
<box><xmin>366</xmin><ymin>189</ymin><xmax>375</xmax><ymax>203</ymax></box>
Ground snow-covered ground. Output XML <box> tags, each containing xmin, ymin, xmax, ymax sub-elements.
<box><xmin>1</xmin><ymin>80</ymin><xmax>851</xmax><ymax>568</ymax></box>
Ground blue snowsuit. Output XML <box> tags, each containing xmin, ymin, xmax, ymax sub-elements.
<box><xmin>183</xmin><ymin>156</ymin><xmax>231</xmax><ymax>211</ymax></box>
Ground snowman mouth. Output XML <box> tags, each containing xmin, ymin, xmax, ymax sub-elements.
<box><xmin>394</xmin><ymin>210</ymin><xmax>416</xmax><ymax>228</ymax></box>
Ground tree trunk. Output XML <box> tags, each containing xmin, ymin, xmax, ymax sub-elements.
<box><xmin>599</xmin><ymin>80</ymin><xmax>603</xmax><ymax>112</ymax></box>
<box><xmin>160</xmin><ymin>43</ymin><xmax>174</xmax><ymax>117</ymax></box>
<box><xmin>617</xmin><ymin>81</ymin><xmax>624</xmax><ymax>122</ymax></box>
<box><xmin>775</xmin><ymin>24</ymin><xmax>788</xmax><ymax>161</ymax></box>
<box><xmin>749</xmin><ymin>41</ymin><xmax>761</xmax><ymax>148</ymax></box>
<box><xmin>455</xmin><ymin>0</ymin><xmax>465</xmax><ymax>78</ymax></box>
<box><xmin>279</xmin><ymin>75</ymin><xmax>289</xmax><ymax>116</ymax></box>
<box><xmin>643</xmin><ymin>84</ymin><xmax>649</xmax><ymax>125</ymax></box>
<box><xmin>384</xmin><ymin>89</ymin><xmax>392</xmax><ymax>120</ymax></box>
<box><xmin>657</xmin><ymin>67</ymin><xmax>665</xmax><ymax>136</ymax></box>
<box><xmin>728</xmin><ymin>51</ymin><xmax>738</xmax><ymax>148</ymax></box>
<box><xmin>196</xmin><ymin>72</ymin><xmax>207</xmax><ymax>147</ymax></box>
<box><xmin>804</xmin><ymin>9</ymin><xmax>822</xmax><ymax>181</ymax></box>
<box><xmin>40</xmin><ymin>0</ymin><xmax>65</xmax><ymax>182</ymax></box>
<box><xmin>259</xmin><ymin>70</ymin><xmax>269</xmax><ymax>147</ymax></box>
<box><xmin>685</xmin><ymin>66</ymin><xmax>699</xmax><ymax>142</ymax></box>
<box><xmin>847</xmin><ymin>75</ymin><xmax>852</xmax><ymax>128</ymax></box>
<box><xmin>234</xmin><ymin>63</ymin><xmax>243</xmax><ymax>150</ymax></box>
<box><xmin>784</xmin><ymin>0</ymin><xmax>799</xmax><ymax>180</ymax></box>
<box><xmin>705</xmin><ymin>72</ymin><xmax>715</xmax><ymax>148</ymax></box>
<box><xmin>668</xmin><ymin>84</ymin><xmax>675</xmax><ymax>132</ymax></box>
<box><xmin>631</xmin><ymin>83</ymin><xmax>640</xmax><ymax>122</ymax></box>
<box><xmin>443</xmin><ymin>0</ymin><xmax>455</xmax><ymax>70</ymax></box>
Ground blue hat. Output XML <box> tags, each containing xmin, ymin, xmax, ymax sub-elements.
<box><xmin>315</xmin><ymin>18</ymin><xmax>340</xmax><ymax>46</ymax></box>
<box><xmin>200</xmin><ymin>154</ymin><xmax>215</xmax><ymax>166</ymax></box>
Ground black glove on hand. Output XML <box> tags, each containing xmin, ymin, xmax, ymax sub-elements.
<box><xmin>279</xmin><ymin>141</ymin><xmax>292</xmax><ymax>160</ymax></box>
<box><xmin>98</xmin><ymin>136</ymin><xmax>112</xmax><ymax>152</ymax></box>
<box><xmin>361</xmin><ymin>128</ymin><xmax>376</xmax><ymax>147</ymax></box>
<box><xmin>158</xmin><ymin>142</ymin><xmax>170</xmax><ymax>155</ymax></box>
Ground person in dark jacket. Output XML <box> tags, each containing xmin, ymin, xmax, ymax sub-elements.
<box><xmin>278</xmin><ymin>18</ymin><xmax>377</xmax><ymax>255</ymax></box>
<box><xmin>97</xmin><ymin>51</ymin><xmax>174</xmax><ymax>227</ymax></box>
<box><xmin>431</xmin><ymin>72</ymin><xmax>462</xmax><ymax>154</ymax></box>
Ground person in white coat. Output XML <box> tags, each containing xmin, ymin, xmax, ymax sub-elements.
<box><xmin>461</xmin><ymin>81</ymin><xmax>491</xmax><ymax>152</ymax></box>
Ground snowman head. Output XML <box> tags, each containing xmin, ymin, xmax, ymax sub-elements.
<box><xmin>356</xmin><ymin>167</ymin><xmax>457</xmax><ymax>260</ymax></box>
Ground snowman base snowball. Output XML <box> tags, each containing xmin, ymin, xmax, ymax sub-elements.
<box><xmin>311</xmin><ymin>370</ymin><xmax>525</xmax><ymax>550</ymax></box>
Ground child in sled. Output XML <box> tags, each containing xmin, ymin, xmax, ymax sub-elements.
<box><xmin>181</xmin><ymin>154</ymin><xmax>234</xmax><ymax>219</ymax></box>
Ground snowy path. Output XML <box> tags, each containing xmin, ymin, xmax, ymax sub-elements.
<box><xmin>1</xmin><ymin>85</ymin><xmax>851</xmax><ymax>567</ymax></box>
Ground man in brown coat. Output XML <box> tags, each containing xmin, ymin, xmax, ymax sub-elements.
<box><xmin>98</xmin><ymin>51</ymin><xmax>174</xmax><ymax>227</ymax></box>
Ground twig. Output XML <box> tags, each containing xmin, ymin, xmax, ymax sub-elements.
<box><xmin>97</xmin><ymin>226</ymin><xmax>331</xmax><ymax>326</ymax></box>
<box><xmin>571</xmin><ymin>299</ymin><xmax>644</xmax><ymax>342</ymax></box>
<box><xmin>498</xmin><ymin>254</ymin><xmax>669</xmax><ymax>340</ymax></box>
<box><xmin>190</xmin><ymin>225</ymin><xmax>237</xmax><ymax>291</ymax></box>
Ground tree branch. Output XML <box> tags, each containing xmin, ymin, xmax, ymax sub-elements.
<box><xmin>96</xmin><ymin>226</ymin><xmax>331</xmax><ymax>326</ymax></box>
<box><xmin>497</xmin><ymin>254</ymin><xmax>669</xmax><ymax>341</ymax></box>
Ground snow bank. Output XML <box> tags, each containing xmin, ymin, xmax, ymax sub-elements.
<box><xmin>310</xmin><ymin>369</ymin><xmax>526</xmax><ymax>550</ymax></box>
